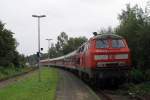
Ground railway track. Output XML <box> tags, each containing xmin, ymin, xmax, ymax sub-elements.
<box><xmin>96</xmin><ymin>90</ymin><xmax>113</xmax><ymax>100</ymax></box>
<box><xmin>95</xmin><ymin>89</ymin><xmax>134</xmax><ymax>100</ymax></box>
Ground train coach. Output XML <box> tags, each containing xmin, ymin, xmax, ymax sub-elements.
<box><xmin>41</xmin><ymin>33</ymin><xmax>131</xmax><ymax>84</ymax></box>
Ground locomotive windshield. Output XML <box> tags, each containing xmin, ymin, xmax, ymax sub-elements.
<box><xmin>96</xmin><ymin>39</ymin><xmax>125</xmax><ymax>48</ymax></box>
<box><xmin>96</xmin><ymin>39</ymin><xmax>109</xmax><ymax>48</ymax></box>
<box><xmin>112</xmin><ymin>39</ymin><xmax>125</xmax><ymax>48</ymax></box>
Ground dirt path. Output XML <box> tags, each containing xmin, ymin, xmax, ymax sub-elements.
<box><xmin>55</xmin><ymin>69</ymin><xmax>100</xmax><ymax>100</ymax></box>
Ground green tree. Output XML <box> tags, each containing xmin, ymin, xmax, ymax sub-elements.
<box><xmin>0</xmin><ymin>21</ymin><xmax>26</xmax><ymax>67</ymax></box>
<box><xmin>55</xmin><ymin>32</ymin><xmax>68</xmax><ymax>56</ymax></box>
<box><xmin>0</xmin><ymin>21</ymin><xmax>17</xmax><ymax>67</ymax></box>
<box><xmin>116</xmin><ymin>4</ymin><xmax>150</xmax><ymax>69</ymax></box>
<box><xmin>48</xmin><ymin>43</ymin><xmax>58</xmax><ymax>58</ymax></box>
<box><xmin>98</xmin><ymin>27</ymin><xmax>114</xmax><ymax>34</ymax></box>
<box><xmin>43</xmin><ymin>33</ymin><xmax>88</xmax><ymax>58</ymax></box>
<box><xmin>27</xmin><ymin>54</ymin><xmax>38</xmax><ymax>66</ymax></box>
<box><xmin>63</xmin><ymin>36</ymin><xmax>88</xmax><ymax>54</ymax></box>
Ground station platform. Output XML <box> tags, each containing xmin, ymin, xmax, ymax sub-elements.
<box><xmin>55</xmin><ymin>69</ymin><xmax>100</xmax><ymax>100</ymax></box>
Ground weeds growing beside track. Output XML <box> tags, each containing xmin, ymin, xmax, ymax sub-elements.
<box><xmin>0</xmin><ymin>67</ymin><xmax>59</xmax><ymax>100</ymax></box>
<box><xmin>0</xmin><ymin>67</ymin><xmax>33</xmax><ymax>80</ymax></box>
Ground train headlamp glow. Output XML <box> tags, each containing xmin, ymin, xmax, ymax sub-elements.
<box><xmin>115</xmin><ymin>54</ymin><xmax>128</xmax><ymax>59</ymax></box>
<box><xmin>94</xmin><ymin>55</ymin><xmax>108</xmax><ymax>60</ymax></box>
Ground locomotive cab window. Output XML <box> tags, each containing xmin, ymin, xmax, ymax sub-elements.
<box><xmin>112</xmin><ymin>39</ymin><xmax>125</xmax><ymax>48</ymax></box>
<box><xmin>96</xmin><ymin>39</ymin><xmax>109</xmax><ymax>48</ymax></box>
<box><xmin>79</xmin><ymin>46</ymin><xmax>84</xmax><ymax>52</ymax></box>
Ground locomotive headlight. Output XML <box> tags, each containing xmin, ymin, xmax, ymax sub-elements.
<box><xmin>115</xmin><ymin>54</ymin><xmax>128</xmax><ymax>59</ymax></box>
<box><xmin>94</xmin><ymin>55</ymin><xmax>108</xmax><ymax>60</ymax></box>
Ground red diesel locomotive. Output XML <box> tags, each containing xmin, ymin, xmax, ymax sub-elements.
<box><xmin>41</xmin><ymin>34</ymin><xmax>131</xmax><ymax>84</ymax></box>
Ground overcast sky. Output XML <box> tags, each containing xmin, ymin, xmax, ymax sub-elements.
<box><xmin>0</xmin><ymin>0</ymin><xmax>148</xmax><ymax>55</ymax></box>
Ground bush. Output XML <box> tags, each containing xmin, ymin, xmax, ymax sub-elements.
<box><xmin>128</xmin><ymin>82</ymin><xmax>150</xmax><ymax>96</ymax></box>
<box><xmin>130</xmin><ymin>68</ymin><xmax>144</xmax><ymax>83</ymax></box>
<box><xmin>144</xmin><ymin>69</ymin><xmax>150</xmax><ymax>81</ymax></box>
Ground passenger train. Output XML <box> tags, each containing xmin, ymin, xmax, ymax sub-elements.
<box><xmin>41</xmin><ymin>33</ymin><xmax>131</xmax><ymax>84</ymax></box>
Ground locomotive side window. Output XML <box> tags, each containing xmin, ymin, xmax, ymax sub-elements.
<box><xmin>112</xmin><ymin>39</ymin><xmax>125</xmax><ymax>48</ymax></box>
<box><xmin>96</xmin><ymin>39</ymin><xmax>109</xmax><ymax>48</ymax></box>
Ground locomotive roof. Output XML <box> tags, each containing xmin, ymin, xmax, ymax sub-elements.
<box><xmin>92</xmin><ymin>34</ymin><xmax>123</xmax><ymax>40</ymax></box>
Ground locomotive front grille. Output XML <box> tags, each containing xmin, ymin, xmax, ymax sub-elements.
<box><xmin>97</xmin><ymin>62</ymin><xmax>127</xmax><ymax>68</ymax></box>
<box><xmin>106</xmin><ymin>63</ymin><xmax>118</xmax><ymax>67</ymax></box>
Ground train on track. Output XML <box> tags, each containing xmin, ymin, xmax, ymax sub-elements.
<box><xmin>41</xmin><ymin>33</ymin><xmax>131</xmax><ymax>85</ymax></box>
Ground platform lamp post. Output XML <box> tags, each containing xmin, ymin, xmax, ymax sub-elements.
<box><xmin>32</xmin><ymin>14</ymin><xmax>46</xmax><ymax>82</ymax></box>
<box><xmin>46</xmin><ymin>38</ymin><xmax>53</xmax><ymax>67</ymax></box>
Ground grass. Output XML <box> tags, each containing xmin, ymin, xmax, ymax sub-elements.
<box><xmin>0</xmin><ymin>67</ymin><xmax>59</xmax><ymax>100</ymax></box>
<box><xmin>0</xmin><ymin>67</ymin><xmax>33</xmax><ymax>79</ymax></box>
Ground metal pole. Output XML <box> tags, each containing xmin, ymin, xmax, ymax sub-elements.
<box><xmin>32</xmin><ymin>15</ymin><xmax>46</xmax><ymax>82</ymax></box>
<box><xmin>38</xmin><ymin>17</ymin><xmax>41</xmax><ymax>82</ymax></box>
